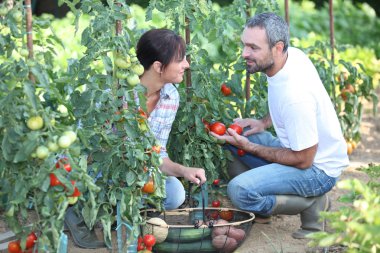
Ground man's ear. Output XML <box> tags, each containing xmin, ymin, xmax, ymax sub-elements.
<box><xmin>274</xmin><ymin>41</ymin><xmax>285</xmax><ymax>54</ymax></box>
<box><xmin>152</xmin><ymin>61</ymin><xmax>162</xmax><ymax>74</ymax></box>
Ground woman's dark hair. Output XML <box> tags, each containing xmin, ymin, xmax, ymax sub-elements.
<box><xmin>136</xmin><ymin>28</ymin><xmax>186</xmax><ymax>72</ymax></box>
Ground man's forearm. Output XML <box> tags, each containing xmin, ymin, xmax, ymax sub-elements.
<box><xmin>246</xmin><ymin>142</ymin><xmax>316</xmax><ymax>169</ymax></box>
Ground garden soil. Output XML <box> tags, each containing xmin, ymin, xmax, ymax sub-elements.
<box><xmin>1</xmin><ymin>88</ymin><xmax>379</xmax><ymax>253</ymax></box>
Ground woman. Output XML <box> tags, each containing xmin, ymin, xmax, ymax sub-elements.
<box><xmin>136</xmin><ymin>28</ymin><xmax>207</xmax><ymax>210</ymax></box>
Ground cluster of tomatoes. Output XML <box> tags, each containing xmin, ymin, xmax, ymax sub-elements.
<box><xmin>26</xmin><ymin>116</ymin><xmax>78</xmax><ymax>160</ymax></box>
<box><xmin>203</xmin><ymin>120</ymin><xmax>246</xmax><ymax>156</ymax></box>
<box><xmin>137</xmin><ymin>234</ymin><xmax>156</xmax><ymax>252</ymax></box>
<box><xmin>114</xmin><ymin>48</ymin><xmax>144</xmax><ymax>86</ymax></box>
<box><xmin>50</xmin><ymin>157</ymin><xmax>81</xmax><ymax>205</ymax></box>
<box><xmin>7</xmin><ymin>232</ymin><xmax>37</xmax><ymax>253</ymax></box>
<box><xmin>209</xmin><ymin>179</ymin><xmax>234</xmax><ymax>221</ymax></box>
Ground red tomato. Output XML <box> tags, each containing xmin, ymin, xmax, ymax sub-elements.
<box><xmin>210</xmin><ymin>122</ymin><xmax>226</xmax><ymax>135</ymax></box>
<box><xmin>142</xmin><ymin>179</ymin><xmax>155</xmax><ymax>194</ymax></box>
<box><xmin>212</xmin><ymin>200</ymin><xmax>221</xmax><ymax>207</ymax></box>
<box><xmin>69</xmin><ymin>181</ymin><xmax>81</xmax><ymax>197</ymax></box>
<box><xmin>55</xmin><ymin>158</ymin><xmax>72</xmax><ymax>172</ymax></box>
<box><xmin>220</xmin><ymin>83</ymin><xmax>232</xmax><ymax>96</ymax></box>
<box><xmin>237</xmin><ymin>149</ymin><xmax>246</xmax><ymax>156</ymax></box>
<box><xmin>213</xmin><ymin>179</ymin><xmax>220</xmax><ymax>185</ymax></box>
<box><xmin>209</xmin><ymin>210</ymin><xmax>219</xmax><ymax>220</ymax></box>
<box><xmin>25</xmin><ymin>232</ymin><xmax>37</xmax><ymax>249</ymax></box>
<box><xmin>50</xmin><ymin>173</ymin><xmax>63</xmax><ymax>187</ymax></box>
<box><xmin>143</xmin><ymin>234</ymin><xmax>156</xmax><ymax>247</ymax></box>
<box><xmin>152</xmin><ymin>146</ymin><xmax>161</xmax><ymax>154</ymax></box>
<box><xmin>137</xmin><ymin>243</ymin><xmax>144</xmax><ymax>251</ymax></box>
<box><xmin>219</xmin><ymin>210</ymin><xmax>234</xmax><ymax>221</ymax></box>
<box><xmin>229</xmin><ymin>124</ymin><xmax>243</xmax><ymax>135</ymax></box>
<box><xmin>137</xmin><ymin>236</ymin><xmax>144</xmax><ymax>244</ymax></box>
<box><xmin>8</xmin><ymin>241</ymin><xmax>22</xmax><ymax>253</ymax></box>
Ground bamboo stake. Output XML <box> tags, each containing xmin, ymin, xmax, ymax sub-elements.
<box><xmin>185</xmin><ymin>16</ymin><xmax>191</xmax><ymax>90</ymax></box>
<box><xmin>329</xmin><ymin>0</ymin><xmax>335</xmax><ymax>64</ymax></box>
<box><xmin>25</xmin><ymin>0</ymin><xmax>34</xmax><ymax>82</ymax></box>
<box><xmin>245</xmin><ymin>0</ymin><xmax>251</xmax><ymax>102</ymax></box>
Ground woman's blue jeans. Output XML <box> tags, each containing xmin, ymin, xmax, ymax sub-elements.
<box><xmin>226</xmin><ymin>131</ymin><xmax>338</xmax><ymax>216</ymax></box>
<box><xmin>164</xmin><ymin>176</ymin><xmax>185</xmax><ymax>210</ymax></box>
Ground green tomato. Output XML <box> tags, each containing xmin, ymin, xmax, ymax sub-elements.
<box><xmin>58</xmin><ymin>135</ymin><xmax>71</xmax><ymax>149</ymax></box>
<box><xmin>20</xmin><ymin>48</ymin><xmax>29</xmax><ymax>57</ymax></box>
<box><xmin>27</xmin><ymin>116</ymin><xmax>44</xmax><ymax>130</ymax></box>
<box><xmin>132</xmin><ymin>64</ymin><xmax>144</xmax><ymax>76</ymax></box>
<box><xmin>116</xmin><ymin>70</ymin><xmax>129</xmax><ymax>79</ymax></box>
<box><xmin>12</xmin><ymin>11</ymin><xmax>23</xmax><ymax>23</ymax></box>
<box><xmin>126</xmin><ymin>73</ymin><xmax>140</xmax><ymax>87</ymax></box>
<box><xmin>47</xmin><ymin>141</ymin><xmax>59</xmax><ymax>152</ymax></box>
<box><xmin>36</xmin><ymin>146</ymin><xmax>49</xmax><ymax>159</ymax></box>
<box><xmin>115</xmin><ymin>57</ymin><xmax>131</xmax><ymax>69</ymax></box>
<box><xmin>57</xmin><ymin>104</ymin><xmax>68</xmax><ymax>116</ymax></box>
<box><xmin>0</xmin><ymin>7</ymin><xmax>8</xmax><ymax>16</ymax></box>
<box><xmin>63</xmin><ymin>131</ymin><xmax>77</xmax><ymax>143</ymax></box>
<box><xmin>67</xmin><ymin>196</ymin><xmax>78</xmax><ymax>205</ymax></box>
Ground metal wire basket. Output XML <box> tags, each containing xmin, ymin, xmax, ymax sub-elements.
<box><xmin>141</xmin><ymin>184</ymin><xmax>254</xmax><ymax>253</ymax></box>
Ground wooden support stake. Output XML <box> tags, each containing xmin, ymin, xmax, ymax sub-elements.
<box><xmin>25</xmin><ymin>0</ymin><xmax>35</xmax><ymax>82</ymax></box>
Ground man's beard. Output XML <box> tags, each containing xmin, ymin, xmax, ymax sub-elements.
<box><xmin>246</xmin><ymin>58</ymin><xmax>274</xmax><ymax>74</ymax></box>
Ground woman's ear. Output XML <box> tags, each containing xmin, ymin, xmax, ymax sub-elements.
<box><xmin>152</xmin><ymin>61</ymin><xmax>163</xmax><ymax>74</ymax></box>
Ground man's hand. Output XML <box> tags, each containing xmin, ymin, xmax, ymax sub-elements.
<box><xmin>233</xmin><ymin>118</ymin><xmax>267</xmax><ymax>136</ymax></box>
<box><xmin>181</xmin><ymin>167</ymin><xmax>207</xmax><ymax>185</ymax></box>
<box><xmin>210</xmin><ymin>127</ymin><xmax>252</xmax><ymax>150</ymax></box>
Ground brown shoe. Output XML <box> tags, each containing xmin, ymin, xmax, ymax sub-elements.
<box><xmin>253</xmin><ymin>214</ymin><xmax>272</xmax><ymax>224</ymax></box>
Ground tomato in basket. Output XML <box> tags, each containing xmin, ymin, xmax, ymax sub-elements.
<box><xmin>219</xmin><ymin>210</ymin><xmax>234</xmax><ymax>221</ymax></box>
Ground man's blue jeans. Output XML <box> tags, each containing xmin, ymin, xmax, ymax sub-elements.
<box><xmin>226</xmin><ymin>131</ymin><xmax>338</xmax><ymax>216</ymax></box>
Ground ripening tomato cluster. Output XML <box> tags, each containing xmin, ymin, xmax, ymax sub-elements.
<box><xmin>114</xmin><ymin>49</ymin><xmax>144</xmax><ymax>87</ymax></box>
<box><xmin>8</xmin><ymin>232</ymin><xmax>37</xmax><ymax>253</ymax></box>
<box><xmin>50</xmin><ymin>158</ymin><xmax>81</xmax><ymax>205</ymax></box>
<box><xmin>137</xmin><ymin>234</ymin><xmax>156</xmax><ymax>252</ymax></box>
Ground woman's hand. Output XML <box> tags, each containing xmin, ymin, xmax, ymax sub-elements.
<box><xmin>181</xmin><ymin>166</ymin><xmax>207</xmax><ymax>185</ymax></box>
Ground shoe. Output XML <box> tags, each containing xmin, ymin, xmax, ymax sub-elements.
<box><xmin>64</xmin><ymin>207</ymin><xmax>106</xmax><ymax>248</ymax></box>
<box><xmin>270</xmin><ymin>194</ymin><xmax>331</xmax><ymax>239</ymax></box>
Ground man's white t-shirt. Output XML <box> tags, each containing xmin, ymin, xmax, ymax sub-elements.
<box><xmin>267</xmin><ymin>47</ymin><xmax>349</xmax><ymax>177</ymax></box>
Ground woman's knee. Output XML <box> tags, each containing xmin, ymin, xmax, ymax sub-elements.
<box><xmin>164</xmin><ymin>177</ymin><xmax>185</xmax><ymax>210</ymax></box>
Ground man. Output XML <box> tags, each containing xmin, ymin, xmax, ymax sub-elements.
<box><xmin>211</xmin><ymin>12</ymin><xmax>349</xmax><ymax>239</ymax></box>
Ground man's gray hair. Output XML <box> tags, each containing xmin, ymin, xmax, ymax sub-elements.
<box><xmin>246</xmin><ymin>12</ymin><xmax>289</xmax><ymax>52</ymax></box>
